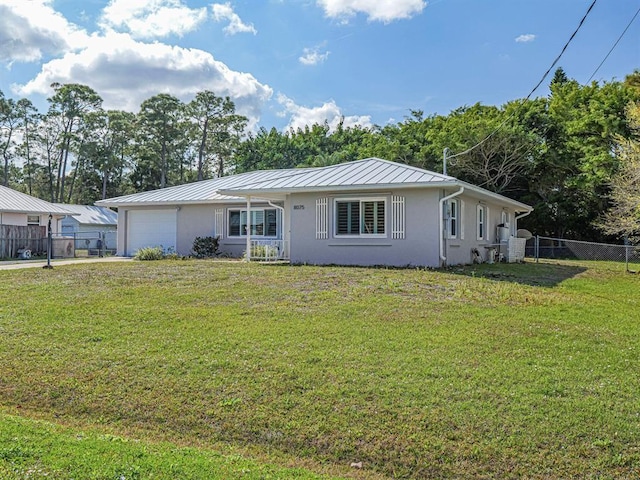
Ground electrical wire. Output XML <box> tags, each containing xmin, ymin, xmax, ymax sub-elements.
<box><xmin>587</xmin><ymin>5</ymin><xmax>640</xmax><ymax>83</ymax></box>
<box><xmin>446</xmin><ymin>0</ymin><xmax>598</xmax><ymax>161</ymax></box>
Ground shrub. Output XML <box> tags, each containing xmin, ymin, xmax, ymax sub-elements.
<box><xmin>134</xmin><ymin>246</ymin><xmax>165</xmax><ymax>261</ymax></box>
<box><xmin>192</xmin><ymin>236</ymin><xmax>220</xmax><ymax>258</ymax></box>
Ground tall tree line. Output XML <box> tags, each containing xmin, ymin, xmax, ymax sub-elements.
<box><xmin>0</xmin><ymin>84</ymin><xmax>247</xmax><ymax>205</ymax></box>
<box><xmin>1</xmin><ymin>69</ymin><xmax>638</xmax><ymax>242</ymax></box>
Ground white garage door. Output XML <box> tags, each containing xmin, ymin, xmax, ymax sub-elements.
<box><xmin>127</xmin><ymin>209</ymin><xmax>177</xmax><ymax>256</ymax></box>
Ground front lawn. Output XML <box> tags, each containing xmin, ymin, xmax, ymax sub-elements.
<box><xmin>0</xmin><ymin>260</ymin><xmax>638</xmax><ymax>478</ymax></box>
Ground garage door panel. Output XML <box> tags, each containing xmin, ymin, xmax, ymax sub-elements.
<box><xmin>127</xmin><ymin>210</ymin><xmax>177</xmax><ymax>256</ymax></box>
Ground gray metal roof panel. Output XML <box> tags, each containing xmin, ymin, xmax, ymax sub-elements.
<box><xmin>54</xmin><ymin>204</ymin><xmax>118</xmax><ymax>225</ymax></box>
<box><xmin>0</xmin><ymin>186</ymin><xmax>74</xmax><ymax>215</ymax></box>
<box><xmin>97</xmin><ymin>158</ymin><xmax>532</xmax><ymax>212</ymax></box>
<box><xmin>96</xmin><ymin>168</ymin><xmax>312</xmax><ymax>206</ymax></box>
<box><xmin>225</xmin><ymin>158</ymin><xmax>453</xmax><ymax>191</ymax></box>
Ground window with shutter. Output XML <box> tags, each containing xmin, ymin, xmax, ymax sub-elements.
<box><xmin>335</xmin><ymin>197</ymin><xmax>386</xmax><ymax>237</ymax></box>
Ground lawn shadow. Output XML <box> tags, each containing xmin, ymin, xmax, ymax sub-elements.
<box><xmin>261</xmin><ymin>259</ymin><xmax>588</xmax><ymax>288</ymax></box>
<box><xmin>444</xmin><ymin>260</ymin><xmax>588</xmax><ymax>287</ymax></box>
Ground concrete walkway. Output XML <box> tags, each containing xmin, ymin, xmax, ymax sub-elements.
<box><xmin>0</xmin><ymin>256</ymin><xmax>132</xmax><ymax>270</ymax></box>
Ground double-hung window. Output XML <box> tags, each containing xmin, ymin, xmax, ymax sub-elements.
<box><xmin>228</xmin><ymin>208</ymin><xmax>278</xmax><ymax>237</ymax></box>
<box><xmin>447</xmin><ymin>199</ymin><xmax>458</xmax><ymax>238</ymax></box>
<box><xmin>335</xmin><ymin>198</ymin><xmax>385</xmax><ymax>236</ymax></box>
<box><xmin>476</xmin><ymin>204</ymin><xmax>486</xmax><ymax>240</ymax></box>
<box><xmin>27</xmin><ymin>215</ymin><xmax>40</xmax><ymax>225</ymax></box>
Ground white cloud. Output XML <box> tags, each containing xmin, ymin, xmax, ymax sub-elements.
<box><xmin>211</xmin><ymin>3</ymin><xmax>257</xmax><ymax>35</ymax></box>
<box><xmin>515</xmin><ymin>34</ymin><xmax>536</xmax><ymax>43</ymax></box>
<box><xmin>14</xmin><ymin>32</ymin><xmax>272</xmax><ymax>130</ymax></box>
<box><xmin>316</xmin><ymin>0</ymin><xmax>426</xmax><ymax>23</ymax></box>
<box><xmin>277</xmin><ymin>94</ymin><xmax>372</xmax><ymax>131</ymax></box>
<box><xmin>100</xmin><ymin>0</ymin><xmax>208</xmax><ymax>39</ymax></box>
<box><xmin>0</xmin><ymin>0</ymin><xmax>90</xmax><ymax>63</ymax></box>
<box><xmin>299</xmin><ymin>47</ymin><xmax>330</xmax><ymax>66</ymax></box>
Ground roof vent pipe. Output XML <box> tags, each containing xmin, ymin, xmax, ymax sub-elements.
<box><xmin>443</xmin><ymin>147</ymin><xmax>450</xmax><ymax>176</ymax></box>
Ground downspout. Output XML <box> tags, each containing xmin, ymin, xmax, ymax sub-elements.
<box><xmin>245</xmin><ymin>196</ymin><xmax>252</xmax><ymax>261</ymax></box>
<box><xmin>267</xmin><ymin>200</ymin><xmax>284</xmax><ymax>215</ymax></box>
<box><xmin>438</xmin><ymin>187</ymin><xmax>464</xmax><ymax>267</ymax></box>
<box><xmin>514</xmin><ymin>210</ymin><xmax>532</xmax><ymax>232</ymax></box>
<box><xmin>267</xmin><ymin>200</ymin><xmax>287</xmax><ymax>260</ymax></box>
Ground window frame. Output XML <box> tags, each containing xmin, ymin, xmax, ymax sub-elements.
<box><xmin>227</xmin><ymin>208</ymin><xmax>279</xmax><ymax>238</ymax></box>
<box><xmin>476</xmin><ymin>204</ymin><xmax>486</xmax><ymax>241</ymax></box>
<box><xmin>333</xmin><ymin>197</ymin><xmax>387</xmax><ymax>238</ymax></box>
<box><xmin>447</xmin><ymin>199</ymin><xmax>459</xmax><ymax>239</ymax></box>
<box><xmin>27</xmin><ymin>215</ymin><xmax>40</xmax><ymax>226</ymax></box>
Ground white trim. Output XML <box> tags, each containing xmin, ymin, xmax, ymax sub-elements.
<box><xmin>439</xmin><ymin>187</ymin><xmax>464</xmax><ymax>265</ymax></box>
<box><xmin>459</xmin><ymin>199</ymin><xmax>465</xmax><ymax>240</ymax></box>
<box><xmin>446</xmin><ymin>198</ymin><xmax>459</xmax><ymax>239</ymax></box>
<box><xmin>316</xmin><ymin>198</ymin><xmax>328</xmax><ymax>239</ymax></box>
<box><xmin>476</xmin><ymin>204</ymin><xmax>485</xmax><ymax>241</ymax></box>
<box><xmin>227</xmin><ymin>207</ymin><xmax>279</xmax><ymax>238</ymax></box>
<box><xmin>333</xmin><ymin>196</ymin><xmax>387</xmax><ymax>238</ymax></box>
<box><xmin>391</xmin><ymin>195</ymin><xmax>405</xmax><ymax>239</ymax></box>
<box><xmin>214</xmin><ymin>208</ymin><xmax>224</xmax><ymax>238</ymax></box>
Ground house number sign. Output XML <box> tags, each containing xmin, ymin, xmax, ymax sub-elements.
<box><xmin>293</xmin><ymin>205</ymin><xmax>305</xmax><ymax>210</ymax></box>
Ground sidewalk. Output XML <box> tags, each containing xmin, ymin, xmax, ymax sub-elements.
<box><xmin>0</xmin><ymin>256</ymin><xmax>132</xmax><ymax>270</ymax></box>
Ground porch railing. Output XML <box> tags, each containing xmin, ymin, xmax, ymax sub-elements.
<box><xmin>249</xmin><ymin>240</ymin><xmax>289</xmax><ymax>261</ymax></box>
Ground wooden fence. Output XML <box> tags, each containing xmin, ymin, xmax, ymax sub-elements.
<box><xmin>0</xmin><ymin>225</ymin><xmax>46</xmax><ymax>259</ymax></box>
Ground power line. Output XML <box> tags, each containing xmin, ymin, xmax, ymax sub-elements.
<box><xmin>446</xmin><ymin>0</ymin><xmax>598</xmax><ymax>161</ymax></box>
<box><xmin>587</xmin><ymin>5</ymin><xmax>640</xmax><ymax>83</ymax></box>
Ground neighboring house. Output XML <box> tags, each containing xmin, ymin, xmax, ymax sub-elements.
<box><xmin>55</xmin><ymin>204</ymin><xmax>118</xmax><ymax>251</ymax></box>
<box><xmin>97</xmin><ymin>158</ymin><xmax>533</xmax><ymax>267</ymax></box>
<box><xmin>0</xmin><ymin>185</ymin><xmax>73</xmax><ymax>258</ymax></box>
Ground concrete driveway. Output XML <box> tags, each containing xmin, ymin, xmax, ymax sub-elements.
<box><xmin>0</xmin><ymin>256</ymin><xmax>132</xmax><ymax>270</ymax></box>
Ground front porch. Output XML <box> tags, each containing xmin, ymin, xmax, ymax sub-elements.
<box><xmin>249</xmin><ymin>239</ymin><xmax>289</xmax><ymax>261</ymax></box>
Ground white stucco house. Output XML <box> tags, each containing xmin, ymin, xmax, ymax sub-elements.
<box><xmin>97</xmin><ymin>158</ymin><xmax>533</xmax><ymax>267</ymax></box>
<box><xmin>0</xmin><ymin>185</ymin><xmax>74</xmax><ymax>258</ymax></box>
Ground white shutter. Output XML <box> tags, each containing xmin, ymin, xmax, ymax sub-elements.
<box><xmin>316</xmin><ymin>198</ymin><xmax>328</xmax><ymax>239</ymax></box>
<box><xmin>486</xmin><ymin>206</ymin><xmax>490</xmax><ymax>235</ymax></box>
<box><xmin>391</xmin><ymin>195</ymin><xmax>405</xmax><ymax>239</ymax></box>
<box><xmin>214</xmin><ymin>208</ymin><xmax>224</xmax><ymax>238</ymax></box>
<box><xmin>459</xmin><ymin>199</ymin><xmax>465</xmax><ymax>240</ymax></box>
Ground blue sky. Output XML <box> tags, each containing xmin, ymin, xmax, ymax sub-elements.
<box><xmin>1</xmin><ymin>0</ymin><xmax>638</xmax><ymax>132</ymax></box>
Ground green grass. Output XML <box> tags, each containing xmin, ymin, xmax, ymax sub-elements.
<box><xmin>0</xmin><ymin>259</ymin><xmax>639</xmax><ymax>479</ymax></box>
<box><xmin>0</xmin><ymin>412</ymin><xmax>330</xmax><ymax>479</ymax></box>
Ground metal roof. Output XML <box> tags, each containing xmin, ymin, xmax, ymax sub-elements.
<box><xmin>96</xmin><ymin>167</ymin><xmax>311</xmax><ymax>207</ymax></box>
<box><xmin>0</xmin><ymin>186</ymin><xmax>75</xmax><ymax>216</ymax></box>
<box><xmin>97</xmin><ymin>158</ymin><xmax>532</xmax><ymax>212</ymax></box>
<box><xmin>54</xmin><ymin>204</ymin><xmax>118</xmax><ymax>226</ymax></box>
<box><xmin>222</xmin><ymin>158</ymin><xmax>453</xmax><ymax>191</ymax></box>
<box><xmin>220</xmin><ymin>158</ymin><xmax>532</xmax><ymax>211</ymax></box>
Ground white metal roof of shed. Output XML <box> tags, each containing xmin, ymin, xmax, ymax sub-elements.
<box><xmin>0</xmin><ymin>186</ymin><xmax>74</xmax><ymax>215</ymax></box>
<box><xmin>54</xmin><ymin>204</ymin><xmax>118</xmax><ymax>226</ymax></box>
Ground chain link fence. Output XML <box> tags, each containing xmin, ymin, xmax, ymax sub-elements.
<box><xmin>1</xmin><ymin>231</ymin><xmax>117</xmax><ymax>260</ymax></box>
<box><xmin>528</xmin><ymin>236</ymin><xmax>640</xmax><ymax>272</ymax></box>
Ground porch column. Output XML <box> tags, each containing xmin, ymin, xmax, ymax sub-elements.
<box><xmin>245</xmin><ymin>196</ymin><xmax>252</xmax><ymax>261</ymax></box>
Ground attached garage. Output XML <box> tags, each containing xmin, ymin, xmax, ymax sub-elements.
<box><xmin>125</xmin><ymin>209</ymin><xmax>177</xmax><ymax>256</ymax></box>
